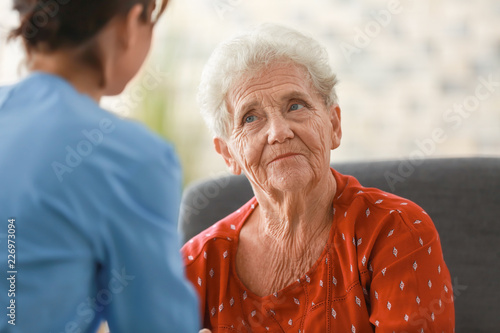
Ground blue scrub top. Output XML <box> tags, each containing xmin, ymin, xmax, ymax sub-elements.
<box><xmin>0</xmin><ymin>72</ymin><xmax>200</xmax><ymax>332</ymax></box>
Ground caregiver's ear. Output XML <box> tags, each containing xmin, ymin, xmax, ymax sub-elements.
<box><xmin>214</xmin><ymin>137</ymin><xmax>242</xmax><ymax>175</ymax></box>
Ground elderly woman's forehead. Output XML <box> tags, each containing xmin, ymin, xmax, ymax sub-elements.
<box><xmin>247</xmin><ymin>61</ymin><xmax>308</xmax><ymax>80</ymax></box>
<box><xmin>230</xmin><ymin>62</ymin><xmax>315</xmax><ymax>97</ymax></box>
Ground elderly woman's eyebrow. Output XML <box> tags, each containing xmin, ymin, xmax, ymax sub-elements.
<box><xmin>232</xmin><ymin>101</ymin><xmax>260</xmax><ymax>121</ymax></box>
<box><xmin>279</xmin><ymin>91</ymin><xmax>313</xmax><ymax>104</ymax></box>
<box><xmin>233</xmin><ymin>90</ymin><xmax>313</xmax><ymax>118</ymax></box>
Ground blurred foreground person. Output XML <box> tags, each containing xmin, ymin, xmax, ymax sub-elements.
<box><xmin>0</xmin><ymin>0</ymin><xmax>199</xmax><ymax>332</ymax></box>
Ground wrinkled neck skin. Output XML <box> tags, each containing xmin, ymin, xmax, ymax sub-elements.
<box><xmin>238</xmin><ymin>168</ymin><xmax>337</xmax><ymax>294</ymax></box>
<box><xmin>252</xmin><ymin>168</ymin><xmax>337</xmax><ymax>261</ymax></box>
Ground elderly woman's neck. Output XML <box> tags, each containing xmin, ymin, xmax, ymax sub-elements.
<box><xmin>254</xmin><ymin>173</ymin><xmax>337</xmax><ymax>256</ymax></box>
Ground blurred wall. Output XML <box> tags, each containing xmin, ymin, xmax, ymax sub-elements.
<box><xmin>1</xmin><ymin>0</ymin><xmax>499</xmax><ymax>185</ymax></box>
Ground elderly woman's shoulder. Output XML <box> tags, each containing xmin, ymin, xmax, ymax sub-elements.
<box><xmin>336</xmin><ymin>182</ymin><xmax>439</xmax><ymax>238</ymax></box>
<box><xmin>181</xmin><ymin>205</ymin><xmax>249</xmax><ymax>265</ymax></box>
<box><xmin>332</xmin><ymin>183</ymin><xmax>443</xmax><ymax>274</ymax></box>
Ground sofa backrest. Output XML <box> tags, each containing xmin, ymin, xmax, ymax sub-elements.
<box><xmin>179</xmin><ymin>157</ymin><xmax>500</xmax><ymax>332</ymax></box>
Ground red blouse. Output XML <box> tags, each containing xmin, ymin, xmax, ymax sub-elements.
<box><xmin>182</xmin><ymin>169</ymin><xmax>455</xmax><ymax>332</ymax></box>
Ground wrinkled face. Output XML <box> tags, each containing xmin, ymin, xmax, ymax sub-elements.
<box><xmin>215</xmin><ymin>62</ymin><xmax>342</xmax><ymax>195</ymax></box>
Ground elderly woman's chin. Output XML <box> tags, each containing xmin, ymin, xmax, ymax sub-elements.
<box><xmin>265</xmin><ymin>160</ymin><xmax>318</xmax><ymax>193</ymax></box>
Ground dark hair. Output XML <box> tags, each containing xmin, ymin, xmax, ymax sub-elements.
<box><xmin>9</xmin><ymin>0</ymin><xmax>168</xmax><ymax>52</ymax></box>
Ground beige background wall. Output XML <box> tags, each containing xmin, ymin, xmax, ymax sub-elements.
<box><xmin>1</xmin><ymin>0</ymin><xmax>499</xmax><ymax>185</ymax></box>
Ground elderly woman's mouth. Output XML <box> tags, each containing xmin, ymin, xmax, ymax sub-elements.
<box><xmin>269</xmin><ymin>153</ymin><xmax>302</xmax><ymax>164</ymax></box>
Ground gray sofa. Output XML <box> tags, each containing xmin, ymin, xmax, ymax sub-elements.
<box><xmin>179</xmin><ymin>157</ymin><xmax>500</xmax><ymax>332</ymax></box>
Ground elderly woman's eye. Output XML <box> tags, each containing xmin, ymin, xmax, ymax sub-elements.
<box><xmin>244</xmin><ymin>115</ymin><xmax>257</xmax><ymax>123</ymax></box>
<box><xmin>290</xmin><ymin>103</ymin><xmax>305</xmax><ymax>111</ymax></box>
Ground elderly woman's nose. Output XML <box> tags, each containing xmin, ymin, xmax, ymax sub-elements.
<box><xmin>267</xmin><ymin>116</ymin><xmax>294</xmax><ymax>144</ymax></box>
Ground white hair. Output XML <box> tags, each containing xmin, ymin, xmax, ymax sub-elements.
<box><xmin>197</xmin><ymin>23</ymin><xmax>339</xmax><ymax>138</ymax></box>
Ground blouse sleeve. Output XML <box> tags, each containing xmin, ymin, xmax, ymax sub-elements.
<box><xmin>182</xmin><ymin>235</ymin><xmax>213</xmax><ymax>328</ymax></box>
<box><xmin>366</xmin><ymin>203</ymin><xmax>455</xmax><ymax>332</ymax></box>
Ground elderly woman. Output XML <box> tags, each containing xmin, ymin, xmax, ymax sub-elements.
<box><xmin>184</xmin><ymin>24</ymin><xmax>455</xmax><ymax>332</ymax></box>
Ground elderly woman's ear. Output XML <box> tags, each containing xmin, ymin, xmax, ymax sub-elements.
<box><xmin>214</xmin><ymin>137</ymin><xmax>242</xmax><ymax>175</ymax></box>
<box><xmin>330</xmin><ymin>105</ymin><xmax>342</xmax><ymax>150</ymax></box>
